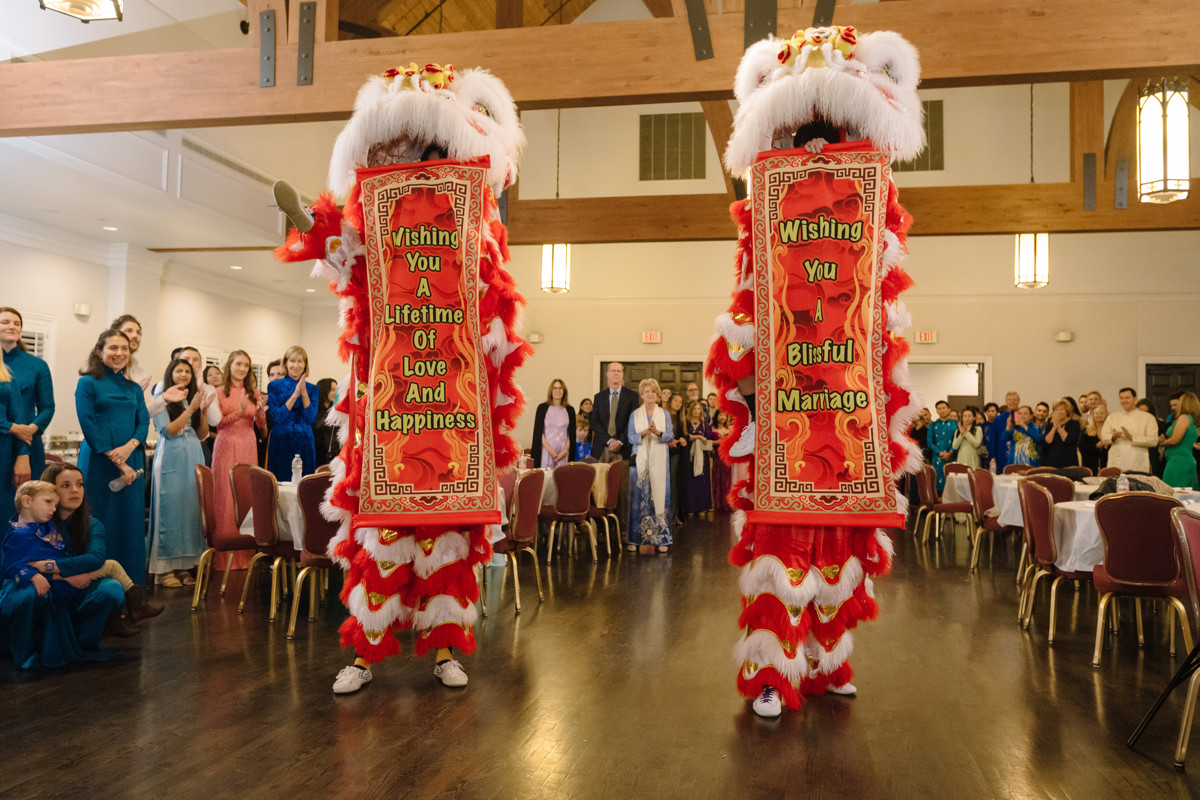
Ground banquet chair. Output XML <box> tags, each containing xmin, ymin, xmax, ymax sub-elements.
<box><xmin>288</xmin><ymin>472</ymin><xmax>338</xmax><ymax>639</ymax></box>
<box><xmin>1099</xmin><ymin>466</ymin><xmax>1122</xmax><ymax>478</ymax></box>
<box><xmin>1127</xmin><ymin>507</ymin><xmax>1200</xmax><ymax>769</ymax></box>
<box><xmin>240</xmin><ymin>466</ymin><xmax>301</xmax><ymax>622</ymax></box>
<box><xmin>924</xmin><ymin>465</ymin><xmax>972</xmax><ymax>543</ymax></box>
<box><xmin>1092</xmin><ymin>492</ymin><xmax>1188</xmax><ymax>667</ymax></box>
<box><xmin>1004</xmin><ymin>464</ymin><xmax>1033</xmax><ymax>475</ymax></box>
<box><xmin>499</xmin><ymin>468</ymin><xmax>518</xmax><ymax>515</ymax></box>
<box><xmin>314</xmin><ymin>464</ymin><xmax>332</xmax><ymax>475</ymax></box>
<box><xmin>967</xmin><ymin>468</ymin><xmax>1008</xmax><ymax>572</ymax></box>
<box><xmin>192</xmin><ymin>464</ymin><xmax>257</xmax><ymax>610</ymax></box>
<box><xmin>1060</xmin><ymin>466</ymin><xmax>1093</xmax><ymax>481</ymax></box>
<box><xmin>945</xmin><ymin>463</ymin><xmax>970</xmax><ymax>475</ymax></box>
<box><xmin>587</xmin><ymin>463</ymin><xmax>624</xmax><ymax>556</ymax></box>
<box><xmin>230</xmin><ymin>462</ymin><xmax>254</xmax><ymax>528</ymax></box>
<box><xmin>1025</xmin><ymin>474</ymin><xmax>1075</xmax><ymax>504</ymax></box>
<box><xmin>1026</xmin><ymin>466</ymin><xmax>1059</xmax><ymax>476</ymax></box>
<box><xmin>493</xmin><ymin>469</ymin><xmax>546</xmax><ymax>613</ymax></box>
<box><xmin>1018</xmin><ymin>481</ymin><xmax>1092</xmax><ymax>643</ymax></box>
<box><xmin>913</xmin><ymin>464</ymin><xmax>938</xmax><ymax>540</ymax></box>
<box><xmin>541</xmin><ymin>463</ymin><xmax>597</xmax><ymax>564</ymax></box>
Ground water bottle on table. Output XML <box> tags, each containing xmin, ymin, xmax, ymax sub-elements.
<box><xmin>1116</xmin><ymin>473</ymin><xmax>1129</xmax><ymax>493</ymax></box>
<box><xmin>291</xmin><ymin>454</ymin><xmax>303</xmax><ymax>483</ymax></box>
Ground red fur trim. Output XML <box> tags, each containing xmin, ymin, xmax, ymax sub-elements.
<box><xmin>414</xmin><ymin>622</ymin><xmax>475</xmax><ymax>656</ymax></box>
<box><xmin>738</xmin><ymin>594</ymin><xmax>811</xmax><ymax>647</ymax></box>
<box><xmin>881</xmin><ymin>265</ymin><xmax>914</xmax><ymax>302</ymax></box>
<box><xmin>274</xmin><ymin>193</ymin><xmax>343</xmax><ymax>263</ymax></box>
<box><xmin>401</xmin><ymin>561</ymin><xmax>481</xmax><ymax>607</ymax></box>
<box><xmin>338</xmin><ymin>616</ymin><xmax>403</xmax><ymax>662</ymax></box>
<box><xmin>855</xmin><ymin>530</ymin><xmax>894</xmax><ymax>576</ymax></box>
<box><xmin>799</xmin><ymin>662</ymin><xmax>854</xmax><ymax>696</ymax></box>
<box><xmin>737</xmin><ymin>666</ymin><xmax>802</xmax><ymax>709</ymax></box>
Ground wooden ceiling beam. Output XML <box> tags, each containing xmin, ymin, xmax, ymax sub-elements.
<box><xmin>2</xmin><ymin>0</ymin><xmax>1197</xmax><ymax>137</ymax></box>
<box><xmin>507</xmin><ymin>182</ymin><xmax>1200</xmax><ymax>244</ymax></box>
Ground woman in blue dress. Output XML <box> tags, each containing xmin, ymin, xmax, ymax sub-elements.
<box><xmin>266</xmin><ymin>345</ymin><xmax>319</xmax><ymax>482</ymax></box>
<box><xmin>75</xmin><ymin>329</ymin><xmax>150</xmax><ymax>586</ymax></box>
<box><xmin>627</xmin><ymin>378</ymin><xmax>674</xmax><ymax>553</ymax></box>
<box><xmin>0</xmin><ymin>479</ymin><xmax>124</xmax><ymax>669</ymax></box>
<box><xmin>148</xmin><ymin>358</ymin><xmax>212</xmax><ymax>588</ymax></box>
<box><xmin>0</xmin><ymin>307</ymin><xmax>55</xmax><ymax>515</ymax></box>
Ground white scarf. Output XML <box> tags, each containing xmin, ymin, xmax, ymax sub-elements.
<box><xmin>634</xmin><ymin>405</ymin><xmax>668</xmax><ymax>520</ymax></box>
<box><xmin>690</xmin><ymin>429</ymin><xmax>713</xmax><ymax>476</ymax></box>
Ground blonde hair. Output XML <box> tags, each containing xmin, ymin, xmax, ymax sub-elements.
<box><xmin>0</xmin><ymin>360</ymin><xmax>8</xmax><ymax>382</ymax></box>
<box><xmin>1180</xmin><ymin>392</ymin><xmax>1200</xmax><ymax>421</ymax></box>
<box><xmin>1085</xmin><ymin>405</ymin><xmax>1108</xmax><ymax>436</ymax></box>
<box><xmin>282</xmin><ymin>345</ymin><xmax>309</xmax><ymax>375</ymax></box>
<box><xmin>15</xmin><ymin>480</ymin><xmax>58</xmax><ymax>505</ymax></box>
<box><xmin>637</xmin><ymin>378</ymin><xmax>661</xmax><ymax>399</ymax></box>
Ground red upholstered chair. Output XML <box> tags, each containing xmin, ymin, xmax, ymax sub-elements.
<box><xmin>499</xmin><ymin>468</ymin><xmax>519</xmax><ymax>516</ymax></box>
<box><xmin>944</xmin><ymin>463</ymin><xmax>969</xmax><ymax>475</ymax></box>
<box><xmin>1004</xmin><ymin>463</ymin><xmax>1032</xmax><ymax>475</ymax></box>
<box><xmin>192</xmin><ymin>463</ymin><xmax>257</xmax><ymax>610</ymax></box>
<box><xmin>1098</xmin><ymin>466</ymin><xmax>1122</xmax><ymax>478</ymax></box>
<box><xmin>1018</xmin><ymin>481</ymin><xmax>1092</xmax><ymax>643</ymax></box>
<box><xmin>1025</xmin><ymin>474</ymin><xmax>1074</xmax><ymax>504</ymax></box>
<box><xmin>1026</xmin><ymin>466</ymin><xmax>1059</xmax><ymax>476</ymax></box>
<box><xmin>288</xmin><ymin>473</ymin><xmax>339</xmax><ymax>639</ymax></box>
<box><xmin>927</xmin><ymin>466</ymin><xmax>972</xmax><ymax>543</ymax></box>
<box><xmin>967</xmin><ymin>468</ymin><xmax>1008</xmax><ymax>572</ymax></box>
<box><xmin>1061</xmin><ymin>465</ymin><xmax>1093</xmax><ymax>481</ymax></box>
<box><xmin>494</xmin><ymin>469</ymin><xmax>546</xmax><ymax>613</ymax></box>
<box><xmin>587</xmin><ymin>463</ymin><xmax>624</xmax><ymax>557</ymax></box>
<box><xmin>913</xmin><ymin>464</ymin><xmax>938</xmax><ymax>541</ymax></box>
<box><xmin>1127</xmin><ymin>508</ymin><xmax>1200</xmax><ymax>768</ymax></box>
<box><xmin>540</xmin><ymin>463</ymin><xmax>597</xmax><ymax>563</ymax></box>
<box><xmin>314</xmin><ymin>464</ymin><xmax>332</xmax><ymax>475</ymax></box>
<box><xmin>1091</xmin><ymin>492</ymin><xmax>1188</xmax><ymax>667</ymax></box>
<box><xmin>229</xmin><ymin>461</ymin><xmax>253</xmax><ymax>527</ymax></box>
<box><xmin>239</xmin><ymin>466</ymin><xmax>301</xmax><ymax>622</ymax></box>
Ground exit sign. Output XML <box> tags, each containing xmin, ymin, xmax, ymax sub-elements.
<box><xmin>642</xmin><ymin>331</ymin><xmax>662</xmax><ymax>344</ymax></box>
<box><xmin>915</xmin><ymin>330</ymin><xmax>938</xmax><ymax>344</ymax></box>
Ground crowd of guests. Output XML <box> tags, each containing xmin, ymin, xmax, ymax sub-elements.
<box><xmin>910</xmin><ymin>388</ymin><xmax>1200</xmax><ymax>492</ymax></box>
<box><xmin>529</xmin><ymin>363</ymin><xmax>735</xmax><ymax>555</ymax></box>
<box><xmin>0</xmin><ymin>308</ymin><xmax>340</xmax><ymax>669</ymax></box>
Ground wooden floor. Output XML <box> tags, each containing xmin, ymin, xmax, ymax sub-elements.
<box><xmin>5</xmin><ymin>515</ymin><xmax>1200</xmax><ymax>799</ymax></box>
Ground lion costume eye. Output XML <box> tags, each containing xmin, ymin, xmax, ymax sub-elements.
<box><xmin>472</xmin><ymin>103</ymin><xmax>491</xmax><ymax>118</ymax></box>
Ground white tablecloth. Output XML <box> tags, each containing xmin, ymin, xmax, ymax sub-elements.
<box><xmin>942</xmin><ymin>472</ymin><xmax>971</xmax><ymax>504</ymax></box>
<box><xmin>1051</xmin><ymin>500</ymin><xmax>1105</xmax><ymax>572</ymax></box>
<box><xmin>239</xmin><ymin>481</ymin><xmax>304</xmax><ymax>546</ymax></box>
<box><xmin>994</xmin><ymin>479</ymin><xmax>1093</xmax><ymax>528</ymax></box>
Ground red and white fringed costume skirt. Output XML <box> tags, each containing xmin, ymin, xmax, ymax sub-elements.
<box><xmin>707</xmin><ymin>186</ymin><xmax>920</xmax><ymax>710</ymax></box>
<box><xmin>276</xmin><ymin>187</ymin><xmax>529</xmax><ymax>665</ymax></box>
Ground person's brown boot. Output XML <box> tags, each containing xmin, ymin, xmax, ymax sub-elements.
<box><xmin>104</xmin><ymin>610</ymin><xmax>141</xmax><ymax>638</ymax></box>
<box><xmin>125</xmin><ymin>586</ymin><xmax>165</xmax><ymax>623</ymax></box>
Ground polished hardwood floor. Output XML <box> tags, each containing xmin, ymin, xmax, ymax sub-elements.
<box><xmin>4</xmin><ymin>514</ymin><xmax>1200</xmax><ymax>799</ymax></box>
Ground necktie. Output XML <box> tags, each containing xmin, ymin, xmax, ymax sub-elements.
<box><xmin>608</xmin><ymin>390</ymin><xmax>619</xmax><ymax>436</ymax></box>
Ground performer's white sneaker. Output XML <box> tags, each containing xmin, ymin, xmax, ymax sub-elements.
<box><xmin>827</xmin><ymin>682</ymin><xmax>857</xmax><ymax>696</ymax></box>
<box><xmin>752</xmin><ymin>685</ymin><xmax>782</xmax><ymax>718</ymax></box>
<box><xmin>332</xmin><ymin>665</ymin><xmax>372</xmax><ymax>694</ymax></box>
<box><xmin>435</xmin><ymin>659</ymin><xmax>469</xmax><ymax>687</ymax></box>
<box><xmin>729</xmin><ymin>424</ymin><xmax>754</xmax><ymax>458</ymax></box>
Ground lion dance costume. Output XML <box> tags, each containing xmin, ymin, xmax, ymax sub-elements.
<box><xmin>706</xmin><ymin>28</ymin><xmax>926</xmax><ymax>712</ymax></box>
<box><xmin>276</xmin><ymin>64</ymin><xmax>529</xmax><ymax>668</ymax></box>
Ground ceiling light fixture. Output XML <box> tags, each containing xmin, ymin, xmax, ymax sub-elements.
<box><xmin>39</xmin><ymin>0</ymin><xmax>123</xmax><ymax>23</ymax></box>
<box><xmin>540</xmin><ymin>108</ymin><xmax>571</xmax><ymax>294</ymax></box>
<box><xmin>1015</xmin><ymin>85</ymin><xmax>1049</xmax><ymax>290</ymax></box>
<box><xmin>102</xmin><ymin>225</ymin><xmax>118</xmax><ymax>231</ymax></box>
<box><xmin>230</xmin><ymin>265</ymin><xmax>243</xmax><ymax>271</ymax></box>
<box><xmin>305</xmin><ymin>288</ymin><xmax>316</xmax><ymax>293</ymax></box>
<box><xmin>1137</xmin><ymin>78</ymin><xmax>1190</xmax><ymax>204</ymax></box>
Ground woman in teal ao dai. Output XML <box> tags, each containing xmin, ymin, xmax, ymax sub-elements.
<box><xmin>149</xmin><ymin>358</ymin><xmax>211</xmax><ymax>586</ymax></box>
<box><xmin>1</xmin><ymin>307</ymin><xmax>55</xmax><ymax>521</ymax></box>
<box><xmin>75</xmin><ymin>330</ymin><xmax>150</xmax><ymax>586</ymax></box>
<box><xmin>927</xmin><ymin>401</ymin><xmax>958</xmax><ymax>493</ymax></box>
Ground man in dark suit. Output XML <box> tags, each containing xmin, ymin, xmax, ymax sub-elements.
<box><xmin>591</xmin><ymin>361</ymin><xmax>638</xmax><ymax>461</ymax></box>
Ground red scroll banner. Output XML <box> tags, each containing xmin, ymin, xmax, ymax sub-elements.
<box><xmin>353</xmin><ymin>158</ymin><xmax>499</xmax><ymax>527</ymax></box>
<box><xmin>749</xmin><ymin>143</ymin><xmax>903</xmax><ymax>528</ymax></box>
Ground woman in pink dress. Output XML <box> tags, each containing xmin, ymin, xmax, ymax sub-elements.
<box><xmin>211</xmin><ymin>350</ymin><xmax>266</xmax><ymax>569</ymax></box>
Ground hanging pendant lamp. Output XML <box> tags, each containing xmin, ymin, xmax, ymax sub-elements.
<box><xmin>541</xmin><ymin>107</ymin><xmax>571</xmax><ymax>294</ymax></box>
<box><xmin>39</xmin><ymin>0</ymin><xmax>123</xmax><ymax>22</ymax></box>
<box><xmin>1014</xmin><ymin>233</ymin><xmax>1049</xmax><ymax>289</ymax></box>
<box><xmin>1014</xmin><ymin>86</ymin><xmax>1049</xmax><ymax>289</ymax></box>
<box><xmin>1137</xmin><ymin>78</ymin><xmax>1190</xmax><ymax>204</ymax></box>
